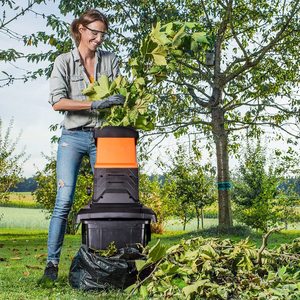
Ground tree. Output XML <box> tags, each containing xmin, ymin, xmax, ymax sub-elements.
<box><xmin>232</xmin><ymin>140</ymin><xmax>300</xmax><ymax>232</ymax></box>
<box><xmin>139</xmin><ymin>173</ymin><xmax>176</xmax><ymax>233</ymax></box>
<box><xmin>34</xmin><ymin>154</ymin><xmax>93</xmax><ymax>234</ymax></box>
<box><xmin>2</xmin><ymin>1</ymin><xmax>300</xmax><ymax>230</ymax></box>
<box><xmin>11</xmin><ymin>177</ymin><xmax>37</xmax><ymax>192</ymax></box>
<box><xmin>166</xmin><ymin>143</ymin><xmax>216</xmax><ymax>231</ymax></box>
<box><xmin>0</xmin><ymin>118</ymin><xmax>28</xmax><ymax>203</ymax></box>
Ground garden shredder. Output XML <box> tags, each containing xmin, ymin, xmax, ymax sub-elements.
<box><xmin>76</xmin><ymin>126</ymin><xmax>156</xmax><ymax>250</ymax></box>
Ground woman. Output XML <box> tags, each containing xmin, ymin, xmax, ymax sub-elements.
<box><xmin>41</xmin><ymin>9</ymin><xmax>124</xmax><ymax>282</ymax></box>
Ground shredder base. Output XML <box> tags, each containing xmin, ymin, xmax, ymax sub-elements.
<box><xmin>81</xmin><ymin>219</ymin><xmax>151</xmax><ymax>250</ymax></box>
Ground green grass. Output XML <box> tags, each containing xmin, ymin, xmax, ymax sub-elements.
<box><xmin>0</xmin><ymin>229</ymin><xmax>130</xmax><ymax>300</ymax></box>
<box><xmin>0</xmin><ymin>207</ymin><xmax>50</xmax><ymax>229</ymax></box>
<box><xmin>0</xmin><ymin>226</ymin><xmax>299</xmax><ymax>299</ymax></box>
<box><xmin>0</xmin><ymin>206</ymin><xmax>299</xmax><ymax>299</ymax></box>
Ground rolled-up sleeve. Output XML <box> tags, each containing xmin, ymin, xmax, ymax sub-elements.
<box><xmin>48</xmin><ymin>55</ymin><xmax>68</xmax><ymax>106</ymax></box>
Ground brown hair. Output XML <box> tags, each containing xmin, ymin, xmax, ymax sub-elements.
<box><xmin>70</xmin><ymin>9</ymin><xmax>108</xmax><ymax>46</ymax></box>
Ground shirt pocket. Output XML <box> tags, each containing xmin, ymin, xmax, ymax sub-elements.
<box><xmin>69</xmin><ymin>75</ymin><xmax>85</xmax><ymax>98</ymax></box>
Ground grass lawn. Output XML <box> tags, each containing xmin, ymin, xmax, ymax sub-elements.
<box><xmin>1</xmin><ymin>202</ymin><xmax>299</xmax><ymax>299</ymax></box>
<box><xmin>0</xmin><ymin>226</ymin><xmax>299</xmax><ymax>300</ymax></box>
<box><xmin>0</xmin><ymin>208</ymin><xmax>50</xmax><ymax>229</ymax></box>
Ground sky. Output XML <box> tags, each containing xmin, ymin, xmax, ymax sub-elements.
<box><xmin>0</xmin><ymin>1</ymin><xmax>69</xmax><ymax>177</ymax></box>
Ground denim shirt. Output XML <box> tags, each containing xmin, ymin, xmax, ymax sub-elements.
<box><xmin>49</xmin><ymin>48</ymin><xmax>119</xmax><ymax>129</ymax></box>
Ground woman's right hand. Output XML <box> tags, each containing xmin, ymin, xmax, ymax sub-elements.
<box><xmin>91</xmin><ymin>95</ymin><xmax>125</xmax><ymax>110</ymax></box>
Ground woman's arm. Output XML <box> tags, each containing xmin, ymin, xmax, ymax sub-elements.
<box><xmin>52</xmin><ymin>98</ymin><xmax>92</xmax><ymax>111</ymax></box>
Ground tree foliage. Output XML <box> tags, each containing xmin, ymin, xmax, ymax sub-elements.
<box><xmin>139</xmin><ymin>174</ymin><xmax>176</xmax><ymax>234</ymax></box>
<box><xmin>166</xmin><ymin>143</ymin><xmax>217</xmax><ymax>230</ymax></box>
<box><xmin>0</xmin><ymin>118</ymin><xmax>28</xmax><ymax>204</ymax></box>
<box><xmin>232</xmin><ymin>140</ymin><xmax>300</xmax><ymax>232</ymax></box>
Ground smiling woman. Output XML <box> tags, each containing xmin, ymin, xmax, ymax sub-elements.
<box><xmin>41</xmin><ymin>8</ymin><xmax>126</xmax><ymax>283</ymax></box>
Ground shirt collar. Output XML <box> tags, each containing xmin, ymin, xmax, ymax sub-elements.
<box><xmin>71</xmin><ymin>48</ymin><xmax>102</xmax><ymax>64</ymax></box>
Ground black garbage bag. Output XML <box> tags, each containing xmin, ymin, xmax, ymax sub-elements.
<box><xmin>69</xmin><ymin>246</ymin><xmax>145</xmax><ymax>291</ymax></box>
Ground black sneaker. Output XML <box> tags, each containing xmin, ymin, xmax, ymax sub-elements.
<box><xmin>44</xmin><ymin>262</ymin><xmax>58</xmax><ymax>280</ymax></box>
<box><xmin>38</xmin><ymin>262</ymin><xmax>58</xmax><ymax>285</ymax></box>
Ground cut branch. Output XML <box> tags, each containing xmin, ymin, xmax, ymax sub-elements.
<box><xmin>257</xmin><ymin>227</ymin><xmax>284</xmax><ymax>266</ymax></box>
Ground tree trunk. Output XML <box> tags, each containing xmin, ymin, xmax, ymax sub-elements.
<box><xmin>195</xmin><ymin>206</ymin><xmax>200</xmax><ymax>230</ymax></box>
<box><xmin>212</xmin><ymin>106</ymin><xmax>233</xmax><ymax>229</ymax></box>
<box><xmin>201</xmin><ymin>207</ymin><xmax>204</xmax><ymax>230</ymax></box>
<box><xmin>183</xmin><ymin>215</ymin><xmax>186</xmax><ymax>231</ymax></box>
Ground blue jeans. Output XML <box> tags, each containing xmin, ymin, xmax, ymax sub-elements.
<box><xmin>47</xmin><ymin>129</ymin><xmax>96</xmax><ymax>264</ymax></box>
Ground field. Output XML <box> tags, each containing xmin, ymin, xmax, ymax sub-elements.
<box><xmin>1</xmin><ymin>192</ymin><xmax>41</xmax><ymax>209</ymax></box>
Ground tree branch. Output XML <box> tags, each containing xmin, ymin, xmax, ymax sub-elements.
<box><xmin>214</xmin><ymin>0</ymin><xmax>233</xmax><ymax>77</ymax></box>
<box><xmin>226</xmin><ymin>120</ymin><xmax>300</xmax><ymax>138</ymax></box>
<box><xmin>257</xmin><ymin>227</ymin><xmax>284</xmax><ymax>266</ymax></box>
<box><xmin>174</xmin><ymin>57</ymin><xmax>213</xmax><ymax>86</ymax></box>
<box><xmin>165</xmin><ymin>78</ymin><xmax>211</xmax><ymax>104</ymax></box>
<box><xmin>200</xmin><ymin>0</ymin><xmax>213</xmax><ymax>30</ymax></box>
<box><xmin>223</xmin><ymin>0</ymin><xmax>300</xmax><ymax>84</ymax></box>
<box><xmin>0</xmin><ymin>0</ymin><xmax>39</xmax><ymax>29</ymax></box>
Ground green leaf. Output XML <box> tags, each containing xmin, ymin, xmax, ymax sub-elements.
<box><xmin>95</xmin><ymin>75</ymin><xmax>110</xmax><ymax>98</ymax></box>
<box><xmin>151</xmin><ymin>22</ymin><xmax>171</xmax><ymax>45</ymax></box>
<box><xmin>152</xmin><ymin>54</ymin><xmax>167</xmax><ymax>66</ymax></box>
<box><xmin>182</xmin><ymin>280</ymin><xmax>207</xmax><ymax>298</ymax></box>
<box><xmin>164</xmin><ymin>22</ymin><xmax>175</xmax><ymax>36</ymax></box>
<box><xmin>135</xmin><ymin>259</ymin><xmax>148</xmax><ymax>272</ymax></box>
<box><xmin>172</xmin><ymin>25</ymin><xmax>186</xmax><ymax>47</ymax></box>
<box><xmin>129</xmin><ymin>58</ymin><xmax>138</xmax><ymax>66</ymax></box>
<box><xmin>192</xmin><ymin>32</ymin><xmax>208</xmax><ymax>44</ymax></box>
<box><xmin>172</xmin><ymin>278</ymin><xmax>187</xmax><ymax>289</ymax></box>
<box><xmin>82</xmin><ymin>83</ymin><xmax>96</xmax><ymax>96</ymax></box>
<box><xmin>185</xmin><ymin>22</ymin><xmax>199</xmax><ymax>29</ymax></box>
<box><xmin>148</xmin><ymin>239</ymin><xmax>166</xmax><ymax>263</ymax></box>
<box><xmin>135</xmin><ymin>77</ymin><xmax>145</xmax><ymax>86</ymax></box>
<box><xmin>140</xmin><ymin>285</ymin><xmax>148</xmax><ymax>298</ymax></box>
<box><xmin>278</xmin><ymin>266</ymin><xmax>287</xmax><ymax>278</ymax></box>
<box><xmin>125</xmin><ymin>283</ymin><xmax>136</xmax><ymax>293</ymax></box>
<box><xmin>94</xmin><ymin>85</ymin><xmax>109</xmax><ymax>99</ymax></box>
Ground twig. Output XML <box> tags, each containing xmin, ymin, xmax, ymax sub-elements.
<box><xmin>125</xmin><ymin>260</ymin><xmax>162</xmax><ymax>300</ymax></box>
<box><xmin>257</xmin><ymin>227</ymin><xmax>285</xmax><ymax>266</ymax></box>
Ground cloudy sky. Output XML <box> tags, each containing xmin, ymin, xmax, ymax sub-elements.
<box><xmin>1</xmin><ymin>1</ymin><xmax>73</xmax><ymax>177</ymax></box>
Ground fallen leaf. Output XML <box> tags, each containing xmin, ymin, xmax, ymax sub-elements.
<box><xmin>10</xmin><ymin>257</ymin><xmax>22</xmax><ymax>260</ymax></box>
<box><xmin>26</xmin><ymin>265</ymin><xmax>42</xmax><ymax>270</ymax></box>
<box><xmin>35</xmin><ymin>253</ymin><xmax>47</xmax><ymax>258</ymax></box>
<box><xmin>23</xmin><ymin>271</ymin><xmax>30</xmax><ymax>277</ymax></box>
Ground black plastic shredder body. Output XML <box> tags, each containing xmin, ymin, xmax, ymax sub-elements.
<box><xmin>76</xmin><ymin>126</ymin><xmax>156</xmax><ymax>250</ymax></box>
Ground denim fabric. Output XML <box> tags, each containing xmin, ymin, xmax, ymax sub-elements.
<box><xmin>47</xmin><ymin>129</ymin><xmax>96</xmax><ymax>264</ymax></box>
<box><xmin>49</xmin><ymin>48</ymin><xmax>119</xmax><ymax>129</ymax></box>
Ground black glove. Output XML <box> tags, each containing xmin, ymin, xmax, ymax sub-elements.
<box><xmin>91</xmin><ymin>95</ymin><xmax>125</xmax><ymax>110</ymax></box>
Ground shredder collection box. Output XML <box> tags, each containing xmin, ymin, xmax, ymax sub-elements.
<box><xmin>81</xmin><ymin>219</ymin><xmax>151</xmax><ymax>250</ymax></box>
